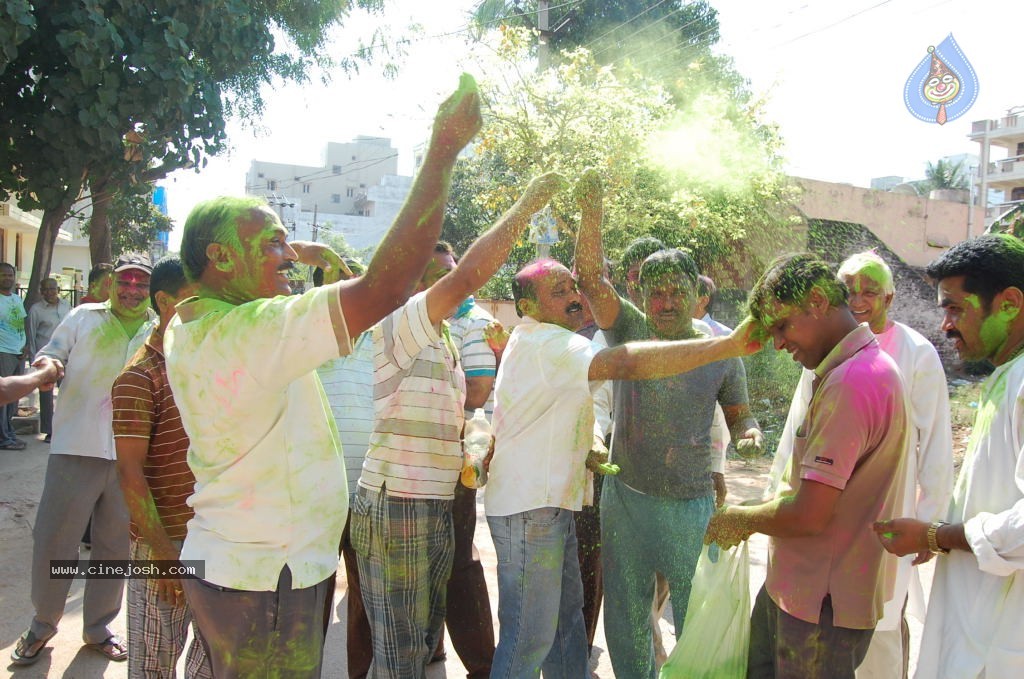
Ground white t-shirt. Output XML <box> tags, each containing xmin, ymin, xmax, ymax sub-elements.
<box><xmin>486</xmin><ymin>317</ymin><xmax>602</xmax><ymax>517</ymax></box>
<box><xmin>38</xmin><ymin>303</ymin><xmax>154</xmax><ymax>459</ymax></box>
<box><xmin>165</xmin><ymin>285</ymin><xmax>351</xmax><ymax>591</ymax></box>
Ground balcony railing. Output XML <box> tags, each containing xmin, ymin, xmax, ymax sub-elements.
<box><xmin>972</xmin><ymin>113</ymin><xmax>1024</xmax><ymax>136</ymax></box>
<box><xmin>985</xmin><ymin>156</ymin><xmax>1024</xmax><ymax>178</ymax></box>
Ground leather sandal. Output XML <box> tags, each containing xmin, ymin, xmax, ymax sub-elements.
<box><xmin>84</xmin><ymin>634</ymin><xmax>128</xmax><ymax>662</ymax></box>
<box><xmin>10</xmin><ymin>629</ymin><xmax>56</xmax><ymax>666</ymax></box>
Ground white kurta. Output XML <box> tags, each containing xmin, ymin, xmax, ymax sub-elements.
<box><xmin>914</xmin><ymin>353</ymin><xmax>1024</xmax><ymax>679</ymax></box>
<box><xmin>766</xmin><ymin>322</ymin><xmax>954</xmax><ymax>629</ymax></box>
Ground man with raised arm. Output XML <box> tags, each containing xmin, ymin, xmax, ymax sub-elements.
<box><xmin>572</xmin><ymin>171</ymin><xmax>762</xmax><ymax>679</ymax></box>
<box><xmin>352</xmin><ymin>172</ymin><xmax>566</xmax><ymax>679</ymax></box>
<box><xmin>484</xmin><ymin>171</ymin><xmax>762</xmax><ymax>678</ymax></box>
<box><xmin>162</xmin><ymin>75</ymin><xmax>482</xmax><ymax>679</ymax></box>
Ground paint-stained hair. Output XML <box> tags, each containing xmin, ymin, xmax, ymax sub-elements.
<box><xmin>926</xmin><ymin>234</ymin><xmax>1024</xmax><ymax>309</ymax></box>
<box><xmin>180</xmin><ymin>196</ymin><xmax>266</xmax><ymax>282</ymax></box>
<box><xmin>512</xmin><ymin>258</ymin><xmax>561</xmax><ymax>318</ymax></box>
<box><xmin>748</xmin><ymin>253</ymin><xmax>848</xmax><ymax>324</ymax></box>
<box><xmin>312</xmin><ymin>258</ymin><xmax>365</xmax><ymax>287</ymax></box>
<box><xmin>639</xmin><ymin>249</ymin><xmax>699</xmax><ymax>289</ymax></box>
<box><xmin>837</xmin><ymin>250</ymin><xmax>894</xmax><ymax>295</ymax></box>
<box><xmin>87</xmin><ymin>263</ymin><xmax>113</xmax><ymax>286</ymax></box>
<box><xmin>620</xmin><ymin>236</ymin><xmax>665</xmax><ymax>274</ymax></box>
<box><xmin>149</xmin><ymin>256</ymin><xmax>189</xmax><ymax>311</ymax></box>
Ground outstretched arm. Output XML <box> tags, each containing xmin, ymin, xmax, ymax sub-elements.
<box><xmin>588</xmin><ymin>317</ymin><xmax>765</xmax><ymax>381</ymax></box>
<box><xmin>0</xmin><ymin>357</ymin><xmax>62</xmax><ymax>405</ymax></box>
<box><xmin>337</xmin><ymin>74</ymin><xmax>483</xmax><ymax>337</ymax></box>
<box><xmin>573</xmin><ymin>169</ymin><xmax>621</xmax><ymax>330</ymax></box>
<box><xmin>426</xmin><ymin>172</ymin><xmax>567</xmax><ymax>325</ymax></box>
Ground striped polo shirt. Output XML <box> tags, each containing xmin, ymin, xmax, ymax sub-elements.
<box><xmin>111</xmin><ymin>330</ymin><xmax>195</xmax><ymax>541</ymax></box>
<box><xmin>359</xmin><ymin>291</ymin><xmax>466</xmax><ymax>499</ymax></box>
<box><xmin>448</xmin><ymin>298</ymin><xmax>496</xmax><ymax>419</ymax></box>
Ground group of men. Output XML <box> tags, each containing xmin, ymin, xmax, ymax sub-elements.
<box><xmin>2</xmin><ymin>70</ymin><xmax>1022</xmax><ymax>679</ymax></box>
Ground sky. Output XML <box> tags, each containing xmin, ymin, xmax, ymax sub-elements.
<box><xmin>161</xmin><ymin>0</ymin><xmax>1024</xmax><ymax>249</ymax></box>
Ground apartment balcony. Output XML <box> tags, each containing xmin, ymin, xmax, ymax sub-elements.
<box><xmin>970</xmin><ymin>110</ymin><xmax>1024</xmax><ymax>148</ymax></box>
<box><xmin>982</xmin><ymin>156</ymin><xmax>1024</xmax><ymax>189</ymax></box>
<box><xmin>985</xmin><ymin>199</ymin><xmax>1024</xmax><ymax>223</ymax></box>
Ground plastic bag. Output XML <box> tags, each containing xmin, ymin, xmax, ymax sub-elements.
<box><xmin>659</xmin><ymin>541</ymin><xmax>751</xmax><ymax>679</ymax></box>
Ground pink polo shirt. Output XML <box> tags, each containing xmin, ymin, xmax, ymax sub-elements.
<box><xmin>767</xmin><ymin>324</ymin><xmax>909</xmax><ymax>629</ymax></box>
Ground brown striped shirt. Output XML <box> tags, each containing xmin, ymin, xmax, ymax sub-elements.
<box><xmin>112</xmin><ymin>331</ymin><xmax>194</xmax><ymax>540</ymax></box>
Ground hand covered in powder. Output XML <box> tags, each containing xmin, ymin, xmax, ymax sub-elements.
<box><xmin>730</xmin><ymin>316</ymin><xmax>768</xmax><ymax>356</ymax></box>
<box><xmin>431</xmin><ymin>73</ymin><xmax>483</xmax><ymax>160</ymax></box>
<box><xmin>32</xmin><ymin>356</ymin><xmax>64</xmax><ymax>390</ymax></box>
<box><xmin>873</xmin><ymin>518</ymin><xmax>931</xmax><ymax>557</ymax></box>
<box><xmin>585</xmin><ymin>438</ymin><xmax>620</xmax><ymax>476</ymax></box>
<box><xmin>290</xmin><ymin>242</ymin><xmax>353</xmax><ymax>280</ymax></box>
<box><xmin>483</xmin><ymin>321</ymin><xmax>510</xmax><ymax>359</ymax></box>
<box><xmin>734</xmin><ymin>428</ymin><xmax>764</xmax><ymax>459</ymax></box>
<box><xmin>573</xmin><ymin>167</ymin><xmax>603</xmax><ymax>211</ymax></box>
<box><xmin>704</xmin><ymin>506</ymin><xmax>753</xmax><ymax>548</ymax></box>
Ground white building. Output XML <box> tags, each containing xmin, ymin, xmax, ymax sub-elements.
<box><xmin>969</xmin><ymin>105</ymin><xmax>1024</xmax><ymax>228</ymax></box>
<box><xmin>246</xmin><ymin>137</ymin><xmax>412</xmax><ymax>252</ymax></box>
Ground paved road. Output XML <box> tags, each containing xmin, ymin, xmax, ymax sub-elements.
<box><xmin>1</xmin><ymin>436</ymin><xmax>929</xmax><ymax>677</ymax></box>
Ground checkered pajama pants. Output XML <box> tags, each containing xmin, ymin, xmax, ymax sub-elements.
<box><xmin>350</xmin><ymin>486</ymin><xmax>455</xmax><ymax>679</ymax></box>
<box><xmin>127</xmin><ymin>538</ymin><xmax>212</xmax><ymax>678</ymax></box>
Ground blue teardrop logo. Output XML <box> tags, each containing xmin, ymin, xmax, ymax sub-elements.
<box><xmin>903</xmin><ymin>34</ymin><xmax>978</xmax><ymax>125</ymax></box>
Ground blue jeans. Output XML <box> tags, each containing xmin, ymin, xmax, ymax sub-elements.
<box><xmin>601</xmin><ymin>476</ymin><xmax>715</xmax><ymax>679</ymax></box>
<box><xmin>487</xmin><ymin>507</ymin><xmax>588</xmax><ymax>679</ymax></box>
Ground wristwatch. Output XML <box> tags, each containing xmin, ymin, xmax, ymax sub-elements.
<box><xmin>927</xmin><ymin>521</ymin><xmax>951</xmax><ymax>555</ymax></box>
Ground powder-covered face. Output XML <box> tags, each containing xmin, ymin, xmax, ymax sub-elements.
<box><xmin>625</xmin><ymin>262</ymin><xmax>644</xmax><ymax>306</ymax></box>
<box><xmin>642</xmin><ymin>274</ymin><xmax>695</xmax><ymax>339</ymax></box>
<box><xmin>841</xmin><ymin>271</ymin><xmax>892</xmax><ymax>334</ymax></box>
<box><xmin>938</xmin><ymin>274</ymin><xmax>1011</xmax><ymax>362</ymax></box>
<box><xmin>110</xmin><ymin>270</ymin><xmax>151</xmax><ymax>321</ymax></box>
<box><xmin>761</xmin><ymin>299</ymin><xmax>829</xmax><ymax>369</ymax></box>
<box><xmin>419</xmin><ymin>251</ymin><xmax>456</xmax><ymax>292</ymax></box>
<box><xmin>225</xmin><ymin>208</ymin><xmax>298</xmax><ymax>302</ymax></box>
<box><xmin>522</xmin><ymin>263</ymin><xmax>585</xmax><ymax>330</ymax></box>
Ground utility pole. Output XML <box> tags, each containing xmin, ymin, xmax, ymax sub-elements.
<box><xmin>310</xmin><ymin>204</ymin><xmax>320</xmax><ymax>243</ymax></box>
<box><xmin>538</xmin><ymin>0</ymin><xmax>550</xmax><ymax>71</ymax></box>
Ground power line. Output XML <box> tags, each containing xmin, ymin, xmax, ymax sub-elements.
<box><xmin>581</xmin><ymin>0</ymin><xmax>671</xmax><ymax>51</ymax></box>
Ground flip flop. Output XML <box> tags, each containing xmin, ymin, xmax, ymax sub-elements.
<box><xmin>10</xmin><ymin>629</ymin><xmax>56</xmax><ymax>666</ymax></box>
<box><xmin>84</xmin><ymin>634</ymin><xmax>128</xmax><ymax>662</ymax></box>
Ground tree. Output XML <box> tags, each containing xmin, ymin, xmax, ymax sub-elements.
<box><xmin>923</xmin><ymin>158</ymin><xmax>969</xmax><ymax>192</ymax></box>
<box><xmin>84</xmin><ymin>187</ymin><xmax>173</xmax><ymax>259</ymax></box>
<box><xmin>443</xmin><ymin>27</ymin><xmax>792</xmax><ymax>299</ymax></box>
<box><xmin>0</xmin><ymin>0</ymin><xmax>387</xmax><ymax>307</ymax></box>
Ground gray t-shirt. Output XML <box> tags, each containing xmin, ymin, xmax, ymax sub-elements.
<box><xmin>607</xmin><ymin>298</ymin><xmax>748</xmax><ymax>499</ymax></box>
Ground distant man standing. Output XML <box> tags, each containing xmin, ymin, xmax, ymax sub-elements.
<box><xmin>111</xmin><ymin>257</ymin><xmax>210</xmax><ymax>679</ymax></box>
<box><xmin>11</xmin><ymin>255</ymin><xmax>155</xmax><ymax>666</ymax></box>
<box><xmin>163</xmin><ymin>76</ymin><xmax>482</xmax><ymax>678</ymax></box>
<box><xmin>437</xmin><ymin>244</ymin><xmax>497</xmax><ymax>678</ymax></box>
<box><xmin>0</xmin><ymin>262</ymin><xmax>27</xmax><ymax>450</ymax></box>
<box><xmin>79</xmin><ymin>263</ymin><xmax>114</xmax><ymax>304</ymax></box>
<box><xmin>876</xmin><ymin>234</ymin><xmax>1024</xmax><ymax>679</ymax></box>
<box><xmin>707</xmin><ymin>253</ymin><xmax>909</xmax><ymax>679</ymax></box>
<box><xmin>28</xmin><ymin>278</ymin><xmax>71</xmax><ymax>442</ymax></box>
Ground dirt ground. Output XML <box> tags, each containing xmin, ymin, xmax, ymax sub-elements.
<box><xmin>0</xmin><ymin>436</ymin><xmax>933</xmax><ymax>678</ymax></box>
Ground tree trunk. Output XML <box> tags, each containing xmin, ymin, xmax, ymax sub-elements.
<box><xmin>25</xmin><ymin>194</ymin><xmax>76</xmax><ymax>310</ymax></box>
<box><xmin>88</xmin><ymin>174</ymin><xmax>114</xmax><ymax>266</ymax></box>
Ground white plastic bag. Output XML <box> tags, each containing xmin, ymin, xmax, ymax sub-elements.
<box><xmin>659</xmin><ymin>541</ymin><xmax>751</xmax><ymax>679</ymax></box>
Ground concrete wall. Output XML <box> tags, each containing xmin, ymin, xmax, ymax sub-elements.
<box><xmin>794</xmin><ymin>177</ymin><xmax>985</xmax><ymax>267</ymax></box>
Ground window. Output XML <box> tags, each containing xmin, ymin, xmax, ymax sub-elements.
<box><xmin>332</xmin><ymin>164</ymin><xmax>341</xmax><ymax>174</ymax></box>
<box><xmin>359</xmin><ymin>183</ymin><xmax>366</xmax><ymax>189</ymax></box>
<box><xmin>267</xmin><ymin>180</ymin><xmax>277</xmax><ymax>190</ymax></box>
<box><xmin>346</xmin><ymin>187</ymin><xmax>355</xmax><ymax>197</ymax></box>
<box><xmin>257</xmin><ymin>172</ymin><xmax>264</xmax><ymax>178</ymax></box>
<box><xmin>351</xmin><ymin>155</ymin><xmax>357</xmax><ymax>161</ymax></box>
<box><xmin>331</xmin><ymin>194</ymin><xmax>341</xmax><ymax>203</ymax></box>
<box><xmin>302</xmin><ymin>184</ymin><xmax>311</xmax><ymax>194</ymax></box>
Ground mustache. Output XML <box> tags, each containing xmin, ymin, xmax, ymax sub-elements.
<box><xmin>945</xmin><ymin>330</ymin><xmax>962</xmax><ymax>340</ymax></box>
<box><xmin>278</xmin><ymin>262</ymin><xmax>295</xmax><ymax>272</ymax></box>
<box><xmin>566</xmin><ymin>301</ymin><xmax>583</xmax><ymax>314</ymax></box>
